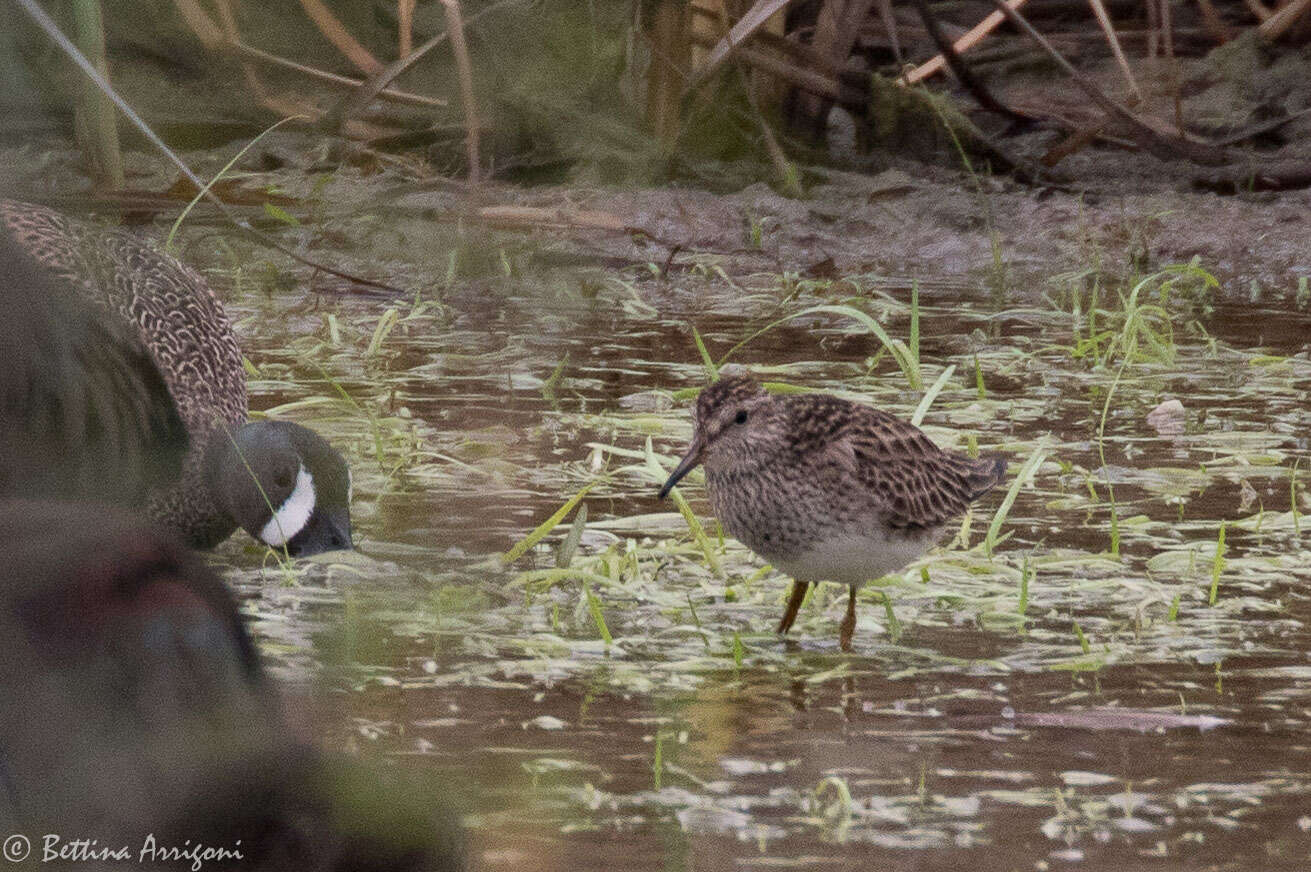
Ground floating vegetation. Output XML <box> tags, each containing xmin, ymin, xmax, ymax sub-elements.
<box><xmin>187</xmin><ymin>203</ymin><xmax>1311</xmax><ymax>870</ymax></box>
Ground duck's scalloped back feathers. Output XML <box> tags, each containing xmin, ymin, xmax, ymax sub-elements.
<box><xmin>0</xmin><ymin>201</ymin><xmax>247</xmax><ymax>434</ymax></box>
<box><xmin>0</xmin><ymin>200</ymin><xmax>247</xmax><ymax>546</ymax></box>
<box><xmin>0</xmin><ymin>228</ymin><xmax>187</xmax><ymax>504</ymax></box>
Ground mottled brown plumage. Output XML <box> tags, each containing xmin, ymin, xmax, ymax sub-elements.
<box><xmin>0</xmin><ymin>228</ymin><xmax>187</xmax><ymax>504</ymax></box>
<box><xmin>2</xmin><ymin>200</ymin><xmax>245</xmax><ymax>546</ymax></box>
<box><xmin>660</xmin><ymin>374</ymin><xmax>1006</xmax><ymax>650</ymax></box>
<box><xmin>1</xmin><ymin>201</ymin><xmax>351</xmax><ymax>555</ymax></box>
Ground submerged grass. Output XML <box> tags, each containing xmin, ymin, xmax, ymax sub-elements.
<box><xmin>196</xmin><ymin>201</ymin><xmax>1311</xmax><ymax>865</ymax></box>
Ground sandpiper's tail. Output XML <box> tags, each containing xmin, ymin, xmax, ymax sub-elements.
<box><xmin>964</xmin><ymin>453</ymin><xmax>1008</xmax><ymax>501</ymax></box>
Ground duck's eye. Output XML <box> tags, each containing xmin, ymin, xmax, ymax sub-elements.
<box><xmin>274</xmin><ymin>470</ymin><xmax>293</xmax><ymax>489</ymax></box>
<box><xmin>734</xmin><ymin>410</ymin><xmax>748</xmax><ymax>425</ymax></box>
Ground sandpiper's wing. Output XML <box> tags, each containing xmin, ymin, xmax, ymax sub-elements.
<box><xmin>783</xmin><ymin>393</ymin><xmax>1005</xmax><ymax>530</ymax></box>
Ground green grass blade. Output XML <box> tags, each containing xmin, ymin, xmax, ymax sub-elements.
<box><xmin>1209</xmin><ymin>522</ymin><xmax>1226</xmax><ymax>606</ymax></box>
<box><xmin>909</xmin><ymin>281</ymin><xmax>920</xmax><ymax>372</ymax></box>
<box><xmin>910</xmin><ymin>364</ymin><xmax>956</xmax><ymax>426</ymax></box>
<box><xmin>692</xmin><ymin>324</ymin><xmax>718</xmax><ymax>382</ymax></box>
<box><xmin>164</xmin><ymin>113</ymin><xmax>304</xmax><ymax>253</ymax></box>
<box><xmin>502</xmin><ymin>483</ymin><xmax>596</xmax><ymax>564</ymax></box>
<box><xmin>986</xmin><ymin>444</ymin><xmax>1048</xmax><ymax>557</ymax></box>
<box><xmin>716</xmin><ymin>303</ymin><xmax>922</xmax><ymax>390</ymax></box>
<box><xmin>555</xmin><ymin>502</ymin><xmax>587</xmax><ymax>568</ymax></box>
<box><xmin>581</xmin><ymin>580</ymin><xmax>612</xmax><ymax>645</ymax></box>
<box><xmin>365</xmin><ymin>307</ymin><xmax>399</xmax><ymax>357</ymax></box>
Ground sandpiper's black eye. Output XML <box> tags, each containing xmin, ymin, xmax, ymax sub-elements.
<box><xmin>735</xmin><ymin>410</ymin><xmax>748</xmax><ymax>425</ymax></box>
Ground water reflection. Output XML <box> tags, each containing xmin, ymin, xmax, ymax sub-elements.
<box><xmin>211</xmin><ymin>249</ymin><xmax>1311</xmax><ymax>870</ymax></box>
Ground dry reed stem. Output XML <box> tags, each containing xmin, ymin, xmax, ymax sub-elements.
<box><xmin>1244</xmin><ymin>0</ymin><xmax>1273</xmax><ymax>22</ymax></box>
<box><xmin>331</xmin><ymin>0</ymin><xmax>524</xmax><ymax>129</ymax></box>
<box><xmin>233</xmin><ymin>42</ymin><xmax>445</xmax><ymax>107</ymax></box>
<box><xmin>987</xmin><ymin>0</ymin><xmax>1229</xmax><ymax>165</ymax></box>
<box><xmin>684</xmin><ymin>0</ymin><xmax>793</xmax><ymax>94</ymax></box>
<box><xmin>900</xmin><ymin>0</ymin><xmax>1028</xmax><ymax>85</ymax></box>
<box><xmin>876</xmin><ymin>0</ymin><xmax>901</xmax><ymax>63</ymax></box>
<box><xmin>213</xmin><ymin>0</ymin><xmax>312</xmax><ymax>119</ymax></box>
<box><xmin>171</xmin><ymin>0</ymin><xmax>224</xmax><ymax>49</ymax></box>
<box><xmin>398</xmin><ymin>0</ymin><xmax>415</xmax><ymax>57</ymax></box>
<box><xmin>440</xmin><ymin>0</ymin><xmax>480</xmax><ymax>184</ymax></box>
<box><xmin>1260</xmin><ymin>0</ymin><xmax>1311</xmax><ymax>39</ymax></box>
<box><xmin>72</xmin><ymin>0</ymin><xmax>123</xmax><ymax>190</ymax></box>
<box><xmin>1087</xmin><ymin>0</ymin><xmax>1142</xmax><ymax>103</ymax></box>
<box><xmin>297</xmin><ymin>0</ymin><xmax>383</xmax><ymax>75</ymax></box>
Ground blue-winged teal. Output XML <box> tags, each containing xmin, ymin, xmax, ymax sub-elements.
<box><xmin>0</xmin><ymin>223</ymin><xmax>464</xmax><ymax>871</ymax></box>
<box><xmin>660</xmin><ymin>374</ymin><xmax>1006</xmax><ymax>650</ymax></box>
<box><xmin>1</xmin><ymin>200</ymin><xmax>351</xmax><ymax>556</ymax></box>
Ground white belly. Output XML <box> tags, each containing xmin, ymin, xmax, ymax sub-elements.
<box><xmin>772</xmin><ymin>529</ymin><xmax>937</xmax><ymax>585</ymax></box>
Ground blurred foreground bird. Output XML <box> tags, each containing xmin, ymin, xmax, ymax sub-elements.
<box><xmin>0</xmin><ymin>210</ymin><xmax>463</xmax><ymax>869</ymax></box>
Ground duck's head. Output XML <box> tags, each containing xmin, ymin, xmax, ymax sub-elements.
<box><xmin>206</xmin><ymin>420</ymin><xmax>352</xmax><ymax>557</ymax></box>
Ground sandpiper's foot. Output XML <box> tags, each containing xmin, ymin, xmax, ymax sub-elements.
<box><xmin>838</xmin><ymin>585</ymin><xmax>857</xmax><ymax>652</ymax></box>
<box><xmin>777</xmin><ymin>580</ymin><xmax>810</xmax><ymax>635</ymax></box>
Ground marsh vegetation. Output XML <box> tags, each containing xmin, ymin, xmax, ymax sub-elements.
<box><xmin>6</xmin><ymin>0</ymin><xmax>1311</xmax><ymax>868</ymax></box>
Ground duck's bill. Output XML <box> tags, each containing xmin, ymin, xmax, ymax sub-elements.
<box><xmin>281</xmin><ymin>507</ymin><xmax>353</xmax><ymax>557</ymax></box>
<box><xmin>658</xmin><ymin>436</ymin><xmax>705</xmax><ymax>499</ymax></box>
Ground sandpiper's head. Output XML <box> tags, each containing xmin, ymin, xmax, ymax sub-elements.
<box><xmin>658</xmin><ymin>374</ymin><xmax>773</xmax><ymax>498</ymax></box>
<box><xmin>207</xmin><ymin>420</ymin><xmax>352</xmax><ymax>557</ymax></box>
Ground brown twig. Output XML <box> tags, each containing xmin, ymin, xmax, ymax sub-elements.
<box><xmin>1087</xmin><ymin>0</ymin><xmax>1142</xmax><ymax>103</ymax></box>
<box><xmin>900</xmin><ymin>0</ymin><xmax>1028</xmax><ymax>85</ymax></box>
<box><xmin>1244</xmin><ymin>0</ymin><xmax>1274</xmax><ymax>22</ymax></box>
<box><xmin>328</xmin><ymin>0</ymin><xmax>525</xmax><ymax>130</ymax></box>
<box><xmin>1211</xmin><ymin>107</ymin><xmax>1311</xmax><ymax>146</ymax></box>
<box><xmin>987</xmin><ymin>0</ymin><xmax>1231</xmax><ymax>166</ymax></box>
<box><xmin>1260</xmin><ymin>0</ymin><xmax>1311</xmax><ymax>39</ymax></box>
<box><xmin>296</xmin><ymin>0</ymin><xmax>382</xmax><ymax>75</ymax></box>
<box><xmin>398</xmin><ymin>0</ymin><xmax>415</xmax><ymax>58</ymax></box>
<box><xmin>440</xmin><ymin>0</ymin><xmax>480</xmax><ymax>184</ymax></box>
<box><xmin>911</xmin><ymin>0</ymin><xmax>1032</xmax><ymax>125</ymax></box>
<box><xmin>231</xmin><ymin>42</ymin><xmax>445</xmax><ymax>108</ymax></box>
<box><xmin>213</xmin><ymin>0</ymin><xmax>319</xmax><ymax>119</ymax></box>
<box><xmin>682</xmin><ymin>0</ymin><xmax>795</xmax><ymax>96</ymax></box>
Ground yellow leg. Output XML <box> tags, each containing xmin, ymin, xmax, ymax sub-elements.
<box><xmin>838</xmin><ymin>585</ymin><xmax>857</xmax><ymax>652</ymax></box>
<box><xmin>777</xmin><ymin>580</ymin><xmax>810</xmax><ymax>635</ymax></box>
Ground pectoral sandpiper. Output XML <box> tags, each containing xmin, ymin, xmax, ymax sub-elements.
<box><xmin>659</xmin><ymin>374</ymin><xmax>1005</xmax><ymax>651</ymax></box>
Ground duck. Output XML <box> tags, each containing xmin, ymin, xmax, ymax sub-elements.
<box><xmin>0</xmin><ymin>199</ymin><xmax>352</xmax><ymax>556</ymax></box>
<box><xmin>0</xmin><ymin>214</ymin><xmax>465</xmax><ymax>872</ymax></box>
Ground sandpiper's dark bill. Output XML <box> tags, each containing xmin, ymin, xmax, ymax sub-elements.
<box><xmin>659</xmin><ymin>434</ymin><xmax>706</xmax><ymax>499</ymax></box>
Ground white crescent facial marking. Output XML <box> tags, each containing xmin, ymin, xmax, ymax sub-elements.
<box><xmin>259</xmin><ymin>465</ymin><xmax>316</xmax><ymax>547</ymax></box>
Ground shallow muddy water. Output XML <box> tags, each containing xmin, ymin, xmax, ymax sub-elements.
<box><xmin>184</xmin><ymin>210</ymin><xmax>1311</xmax><ymax>872</ymax></box>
